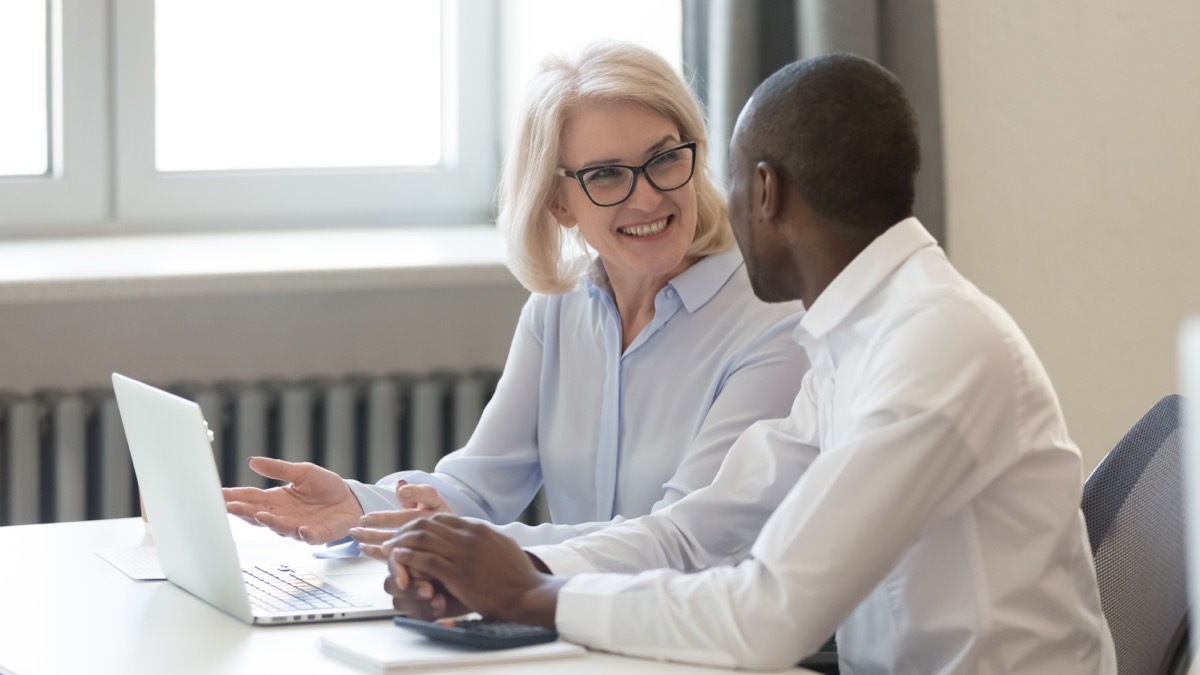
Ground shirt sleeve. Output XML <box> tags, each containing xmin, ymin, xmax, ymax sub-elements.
<box><xmin>553</xmin><ymin>299</ymin><xmax>1020</xmax><ymax>669</ymax></box>
<box><xmin>528</xmin><ymin>380</ymin><xmax>821</xmax><ymax>576</ymax></box>
<box><xmin>491</xmin><ymin>313</ymin><xmax>809</xmax><ymax>548</ymax></box>
<box><xmin>354</xmin><ymin>295</ymin><xmax>546</xmax><ymax>522</ymax></box>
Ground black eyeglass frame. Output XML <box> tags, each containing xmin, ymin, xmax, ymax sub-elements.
<box><xmin>555</xmin><ymin>141</ymin><xmax>698</xmax><ymax>207</ymax></box>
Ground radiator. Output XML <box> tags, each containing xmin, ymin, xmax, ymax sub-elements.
<box><xmin>0</xmin><ymin>370</ymin><xmax>501</xmax><ymax>526</ymax></box>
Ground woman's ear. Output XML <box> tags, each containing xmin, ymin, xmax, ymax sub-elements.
<box><xmin>547</xmin><ymin>190</ymin><xmax>577</xmax><ymax>228</ymax></box>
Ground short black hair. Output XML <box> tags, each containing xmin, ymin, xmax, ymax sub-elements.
<box><xmin>742</xmin><ymin>53</ymin><xmax>920</xmax><ymax>232</ymax></box>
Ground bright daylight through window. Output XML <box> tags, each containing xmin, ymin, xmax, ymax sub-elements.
<box><xmin>155</xmin><ymin>0</ymin><xmax>443</xmax><ymax>172</ymax></box>
<box><xmin>0</xmin><ymin>0</ymin><xmax>49</xmax><ymax>177</ymax></box>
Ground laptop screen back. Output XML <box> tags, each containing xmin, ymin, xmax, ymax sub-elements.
<box><xmin>112</xmin><ymin>373</ymin><xmax>254</xmax><ymax>622</ymax></box>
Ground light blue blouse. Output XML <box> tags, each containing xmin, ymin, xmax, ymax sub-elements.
<box><xmin>347</xmin><ymin>247</ymin><xmax>808</xmax><ymax>546</ymax></box>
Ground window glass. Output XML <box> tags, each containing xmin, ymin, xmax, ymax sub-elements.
<box><xmin>0</xmin><ymin>0</ymin><xmax>49</xmax><ymax>177</ymax></box>
<box><xmin>501</xmin><ymin>0</ymin><xmax>683</xmax><ymax>142</ymax></box>
<box><xmin>155</xmin><ymin>0</ymin><xmax>443</xmax><ymax>172</ymax></box>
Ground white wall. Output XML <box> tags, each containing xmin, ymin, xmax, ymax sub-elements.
<box><xmin>0</xmin><ymin>282</ymin><xmax>528</xmax><ymax>394</ymax></box>
<box><xmin>936</xmin><ymin>1</ymin><xmax>1200</xmax><ymax>470</ymax></box>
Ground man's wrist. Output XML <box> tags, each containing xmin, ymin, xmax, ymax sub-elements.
<box><xmin>525</xmin><ymin>551</ymin><xmax>551</xmax><ymax>574</ymax></box>
<box><xmin>513</xmin><ymin>574</ymin><xmax>566</xmax><ymax>629</ymax></box>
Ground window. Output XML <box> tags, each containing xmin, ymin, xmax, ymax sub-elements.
<box><xmin>500</xmin><ymin>0</ymin><xmax>683</xmax><ymax>145</ymax></box>
<box><xmin>0</xmin><ymin>0</ymin><xmax>682</xmax><ymax>236</ymax></box>
<box><xmin>116</xmin><ymin>0</ymin><xmax>496</xmax><ymax>226</ymax></box>
<box><xmin>0</xmin><ymin>0</ymin><xmax>49</xmax><ymax>177</ymax></box>
<box><xmin>154</xmin><ymin>1</ymin><xmax>445</xmax><ymax>172</ymax></box>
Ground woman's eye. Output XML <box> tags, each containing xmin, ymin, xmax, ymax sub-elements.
<box><xmin>584</xmin><ymin>167</ymin><xmax>625</xmax><ymax>184</ymax></box>
<box><xmin>650</xmin><ymin>150</ymin><xmax>684</xmax><ymax>167</ymax></box>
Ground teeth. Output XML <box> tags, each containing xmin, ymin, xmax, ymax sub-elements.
<box><xmin>619</xmin><ymin>218</ymin><xmax>669</xmax><ymax>238</ymax></box>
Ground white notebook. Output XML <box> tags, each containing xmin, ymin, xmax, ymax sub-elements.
<box><xmin>319</xmin><ymin>623</ymin><xmax>586</xmax><ymax>673</ymax></box>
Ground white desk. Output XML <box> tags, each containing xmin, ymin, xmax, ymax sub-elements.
<box><xmin>0</xmin><ymin>517</ymin><xmax>817</xmax><ymax>674</ymax></box>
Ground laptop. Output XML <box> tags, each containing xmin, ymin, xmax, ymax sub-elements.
<box><xmin>112</xmin><ymin>372</ymin><xmax>396</xmax><ymax>625</ymax></box>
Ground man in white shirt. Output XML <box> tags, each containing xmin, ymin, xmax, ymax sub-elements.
<box><xmin>379</xmin><ymin>54</ymin><xmax>1117</xmax><ymax>673</ymax></box>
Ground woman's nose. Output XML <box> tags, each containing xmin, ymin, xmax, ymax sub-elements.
<box><xmin>623</xmin><ymin>173</ymin><xmax>664</xmax><ymax>211</ymax></box>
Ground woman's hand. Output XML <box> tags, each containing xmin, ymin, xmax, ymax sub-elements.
<box><xmin>351</xmin><ymin>481</ymin><xmax>454</xmax><ymax>560</ymax></box>
<box><xmin>222</xmin><ymin>456</ymin><xmax>363</xmax><ymax>545</ymax></box>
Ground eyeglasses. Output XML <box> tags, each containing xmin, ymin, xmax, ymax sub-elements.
<box><xmin>556</xmin><ymin>142</ymin><xmax>697</xmax><ymax>207</ymax></box>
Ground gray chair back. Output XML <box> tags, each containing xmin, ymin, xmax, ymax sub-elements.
<box><xmin>1082</xmin><ymin>395</ymin><xmax>1189</xmax><ymax>675</ymax></box>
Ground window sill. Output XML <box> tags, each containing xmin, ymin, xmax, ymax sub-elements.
<box><xmin>0</xmin><ymin>226</ymin><xmax>517</xmax><ymax>304</ymax></box>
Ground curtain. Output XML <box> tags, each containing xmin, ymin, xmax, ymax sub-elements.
<box><xmin>683</xmin><ymin>0</ymin><xmax>945</xmax><ymax>244</ymax></box>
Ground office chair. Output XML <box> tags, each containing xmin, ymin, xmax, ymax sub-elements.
<box><xmin>1082</xmin><ymin>395</ymin><xmax>1190</xmax><ymax>675</ymax></box>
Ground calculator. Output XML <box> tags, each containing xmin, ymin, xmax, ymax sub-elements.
<box><xmin>392</xmin><ymin>615</ymin><xmax>560</xmax><ymax>650</ymax></box>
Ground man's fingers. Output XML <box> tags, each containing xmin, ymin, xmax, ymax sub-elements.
<box><xmin>412</xmin><ymin>579</ymin><xmax>436</xmax><ymax>601</ymax></box>
<box><xmin>387</xmin><ymin>551</ymin><xmax>413</xmax><ymax>589</ymax></box>
<box><xmin>393</xmin><ymin>546</ymin><xmax>454</xmax><ymax>581</ymax></box>
<box><xmin>246</xmin><ymin>456</ymin><xmax>307</xmax><ymax>483</ymax></box>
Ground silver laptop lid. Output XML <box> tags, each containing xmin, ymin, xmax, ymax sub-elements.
<box><xmin>112</xmin><ymin>373</ymin><xmax>254</xmax><ymax>622</ymax></box>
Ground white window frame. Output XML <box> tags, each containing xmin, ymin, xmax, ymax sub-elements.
<box><xmin>113</xmin><ymin>0</ymin><xmax>497</xmax><ymax>228</ymax></box>
<box><xmin>0</xmin><ymin>0</ymin><xmax>498</xmax><ymax>235</ymax></box>
<box><xmin>0</xmin><ymin>0</ymin><xmax>108</xmax><ymax>231</ymax></box>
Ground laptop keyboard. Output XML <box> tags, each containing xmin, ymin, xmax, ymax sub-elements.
<box><xmin>242</xmin><ymin>564</ymin><xmax>371</xmax><ymax>613</ymax></box>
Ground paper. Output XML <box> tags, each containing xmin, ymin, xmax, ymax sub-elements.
<box><xmin>319</xmin><ymin>623</ymin><xmax>586</xmax><ymax>673</ymax></box>
<box><xmin>96</xmin><ymin>545</ymin><xmax>165</xmax><ymax>580</ymax></box>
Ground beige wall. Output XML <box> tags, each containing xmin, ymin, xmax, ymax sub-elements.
<box><xmin>936</xmin><ymin>1</ymin><xmax>1200</xmax><ymax>470</ymax></box>
<box><xmin>0</xmin><ymin>282</ymin><xmax>528</xmax><ymax>395</ymax></box>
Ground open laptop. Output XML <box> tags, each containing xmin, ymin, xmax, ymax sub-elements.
<box><xmin>112</xmin><ymin>372</ymin><xmax>396</xmax><ymax>625</ymax></box>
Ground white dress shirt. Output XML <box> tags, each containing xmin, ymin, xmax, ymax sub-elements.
<box><xmin>347</xmin><ymin>248</ymin><xmax>809</xmax><ymax>547</ymax></box>
<box><xmin>542</xmin><ymin>219</ymin><xmax>1117</xmax><ymax>673</ymax></box>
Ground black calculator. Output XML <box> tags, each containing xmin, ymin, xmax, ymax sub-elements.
<box><xmin>392</xmin><ymin>615</ymin><xmax>559</xmax><ymax>650</ymax></box>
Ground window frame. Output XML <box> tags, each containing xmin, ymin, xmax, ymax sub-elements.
<box><xmin>0</xmin><ymin>0</ymin><xmax>108</xmax><ymax>232</ymax></box>
<box><xmin>113</xmin><ymin>0</ymin><xmax>498</xmax><ymax>229</ymax></box>
<box><xmin>0</xmin><ymin>0</ymin><xmax>498</xmax><ymax>235</ymax></box>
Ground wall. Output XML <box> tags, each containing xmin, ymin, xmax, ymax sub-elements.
<box><xmin>0</xmin><ymin>282</ymin><xmax>528</xmax><ymax>394</ymax></box>
<box><xmin>936</xmin><ymin>1</ymin><xmax>1200</xmax><ymax>469</ymax></box>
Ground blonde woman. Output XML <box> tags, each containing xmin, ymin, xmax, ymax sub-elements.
<box><xmin>225</xmin><ymin>40</ymin><xmax>807</xmax><ymax>552</ymax></box>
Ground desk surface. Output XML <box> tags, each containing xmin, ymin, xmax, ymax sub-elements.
<box><xmin>0</xmin><ymin>517</ymin><xmax>816</xmax><ymax>675</ymax></box>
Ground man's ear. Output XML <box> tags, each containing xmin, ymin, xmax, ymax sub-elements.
<box><xmin>756</xmin><ymin>161</ymin><xmax>781</xmax><ymax>222</ymax></box>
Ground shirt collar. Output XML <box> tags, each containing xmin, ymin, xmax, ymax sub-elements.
<box><xmin>669</xmin><ymin>247</ymin><xmax>743</xmax><ymax>313</ymax></box>
<box><xmin>585</xmin><ymin>246</ymin><xmax>743</xmax><ymax>314</ymax></box>
<box><xmin>799</xmin><ymin>217</ymin><xmax>937</xmax><ymax>340</ymax></box>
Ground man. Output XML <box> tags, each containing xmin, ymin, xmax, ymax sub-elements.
<box><xmin>377</xmin><ymin>54</ymin><xmax>1117</xmax><ymax>673</ymax></box>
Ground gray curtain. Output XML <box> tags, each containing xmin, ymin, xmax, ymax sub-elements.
<box><xmin>682</xmin><ymin>0</ymin><xmax>945</xmax><ymax>244</ymax></box>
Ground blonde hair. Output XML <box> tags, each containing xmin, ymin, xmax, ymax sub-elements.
<box><xmin>498</xmin><ymin>40</ymin><xmax>733</xmax><ymax>294</ymax></box>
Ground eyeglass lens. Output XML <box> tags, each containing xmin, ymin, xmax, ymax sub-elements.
<box><xmin>581</xmin><ymin>145</ymin><xmax>695</xmax><ymax>206</ymax></box>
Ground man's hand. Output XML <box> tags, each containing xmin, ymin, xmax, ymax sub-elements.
<box><xmin>383</xmin><ymin>514</ymin><xmax>565</xmax><ymax>628</ymax></box>
<box><xmin>351</xmin><ymin>481</ymin><xmax>454</xmax><ymax>561</ymax></box>
<box><xmin>383</xmin><ymin>559</ymin><xmax>470</xmax><ymax>620</ymax></box>
<box><xmin>222</xmin><ymin>456</ymin><xmax>363</xmax><ymax>545</ymax></box>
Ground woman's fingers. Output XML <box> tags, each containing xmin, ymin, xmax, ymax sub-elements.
<box><xmin>395</xmin><ymin>483</ymin><xmax>447</xmax><ymax>511</ymax></box>
<box><xmin>359</xmin><ymin>509</ymin><xmax>427</xmax><ymax>529</ymax></box>
<box><xmin>245</xmin><ymin>456</ymin><xmax>308</xmax><ymax>483</ymax></box>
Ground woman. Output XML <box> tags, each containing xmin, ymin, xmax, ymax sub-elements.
<box><xmin>224</xmin><ymin>40</ymin><xmax>807</xmax><ymax>551</ymax></box>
